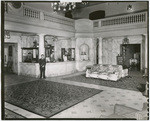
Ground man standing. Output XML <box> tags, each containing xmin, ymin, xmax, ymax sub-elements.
<box><xmin>39</xmin><ymin>54</ymin><xmax>46</xmax><ymax>79</ymax></box>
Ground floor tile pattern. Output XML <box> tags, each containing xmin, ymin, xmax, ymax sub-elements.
<box><xmin>51</xmin><ymin>89</ymin><xmax>147</xmax><ymax>118</ymax></box>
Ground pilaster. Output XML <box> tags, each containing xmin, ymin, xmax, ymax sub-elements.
<box><xmin>98</xmin><ymin>37</ymin><xmax>103</xmax><ymax>64</ymax></box>
<box><xmin>38</xmin><ymin>34</ymin><xmax>45</xmax><ymax>58</ymax></box>
<box><xmin>143</xmin><ymin>34</ymin><xmax>148</xmax><ymax>69</ymax></box>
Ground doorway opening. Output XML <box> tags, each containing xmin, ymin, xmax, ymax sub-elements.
<box><xmin>4</xmin><ymin>43</ymin><xmax>18</xmax><ymax>74</ymax></box>
<box><xmin>121</xmin><ymin>44</ymin><xmax>140</xmax><ymax>71</ymax></box>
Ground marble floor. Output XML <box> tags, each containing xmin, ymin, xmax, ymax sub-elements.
<box><xmin>4</xmin><ymin>71</ymin><xmax>148</xmax><ymax>119</ymax></box>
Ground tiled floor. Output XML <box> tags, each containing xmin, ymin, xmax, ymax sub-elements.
<box><xmin>4</xmin><ymin>71</ymin><xmax>148</xmax><ymax>119</ymax></box>
<box><xmin>51</xmin><ymin>90</ymin><xmax>146</xmax><ymax>118</ymax></box>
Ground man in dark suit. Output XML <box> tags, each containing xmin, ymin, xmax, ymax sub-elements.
<box><xmin>39</xmin><ymin>54</ymin><xmax>46</xmax><ymax>79</ymax></box>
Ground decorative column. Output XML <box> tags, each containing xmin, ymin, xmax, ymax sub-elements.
<box><xmin>93</xmin><ymin>37</ymin><xmax>98</xmax><ymax>64</ymax></box>
<box><xmin>38</xmin><ymin>34</ymin><xmax>45</xmax><ymax>58</ymax></box>
<box><xmin>141</xmin><ymin>34</ymin><xmax>148</xmax><ymax>75</ymax></box>
<box><xmin>143</xmin><ymin>34</ymin><xmax>148</xmax><ymax>97</ymax></box>
<box><xmin>53</xmin><ymin>36</ymin><xmax>58</xmax><ymax>61</ymax></box>
<box><xmin>71</xmin><ymin>37</ymin><xmax>76</xmax><ymax>48</ymax></box>
<box><xmin>144</xmin><ymin>34</ymin><xmax>148</xmax><ymax>69</ymax></box>
<box><xmin>71</xmin><ymin>37</ymin><xmax>76</xmax><ymax>61</ymax></box>
<box><xmin>98</xmin><ymin>37</ymin><xmax>103</xmax><ymax>64</ymax></box>
<box><xmin>18</xmin><ymin>36</ymin><xmax>22</xmax><ymax>75</ymax></box>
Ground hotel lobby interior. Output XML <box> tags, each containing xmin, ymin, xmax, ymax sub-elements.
<box><xmin>2</xmin><ymin>1</ymin><xmax>148</xmax><ymax>120</ymax></box>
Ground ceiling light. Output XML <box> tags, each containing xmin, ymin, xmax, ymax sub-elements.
<box><xmin>51</xmin><ymin>2</ymin><xmax>88</xmax><ymax>12</ymax></box>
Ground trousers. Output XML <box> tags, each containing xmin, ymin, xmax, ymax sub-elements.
<box><xmin>40</xmin><ymin>67</ymin><xmax>45</xmax><ymax>78</ymax></box>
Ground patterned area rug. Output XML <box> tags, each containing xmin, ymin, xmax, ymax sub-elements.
<box><xmin>63</xmin><ymin>74</ymin><xmax>147</xmax><ymax>91</ymax></box>
<box><xmin>5</xmin><ymin>80</ymin><xmax>102</xmax><ymax>118</ymax></box>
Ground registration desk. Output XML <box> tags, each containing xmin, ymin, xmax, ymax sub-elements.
<box><xmin>19</xmin><ymin>61</ymin><xmax>76</xmax><ymax>78</ymax></box>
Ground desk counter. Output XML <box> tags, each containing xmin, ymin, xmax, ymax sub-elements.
<box><xmin>19</xmin><ymin>61</ymin><xmax>76</xmax><ymax>78</ymax></box>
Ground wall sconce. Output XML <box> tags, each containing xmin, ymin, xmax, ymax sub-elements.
<box><xmin>122</xmin><ymin>37</ymin><xmax>129</xmax><ymax>52</ymax></box>
<box><xmin>5</xmin><ymin>30</ymin><xmax>10</xmax><ymax>39</ymax></box>
<box><xmin>33</xmin><ymin>40</ymin><xmax>39</xmax><ymax>48</ymax></box>
<box><xmin>123</xmin><ymin>37</ymin><xmax>129</xmax><ymax>45</ymax></box>
<box><xmin>127</xmin><ymin>4</ymin><xmax>133</xmax><ymax>11</ymax></box>
<box><xmin>52</xmin><ymin>36</ymin><xmax>58</xmax><ymax>42</ymax></box>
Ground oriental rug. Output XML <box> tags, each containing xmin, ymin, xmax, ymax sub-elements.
<box><xmin>5</xmin><ymin>80</ymin><xmax>102</xmax><ymax>118</ymax></box>
<box><xmin>63</xmin><ymin>74</ymin><xmax>147</xmax><ymax>91</ymax></box>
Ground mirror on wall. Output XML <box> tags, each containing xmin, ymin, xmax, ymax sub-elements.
<box><xmin>79</xmin><ymin>43</ymin><xmax>89</xmax><ymax>61</ymax></box>
<box><xmin>21</xmin><ymin>36</ymin><xmax>39</xmax><ymax>63</ymax></box>
<box><xmin>44</xmin><ymin>35</ymin><xmax>76</xmax><ymax>62</ymax></box>
<box><xmin>61</xmin><ymin>48</ymin><xmax>75</xmax><ymax>62</ymax></box>
<box><xmin>44</xmin><ymin>35</ymin><xmax>55</xmax><ymax>63</ymax></box>
<box><xmin>22</xmin><ymin>48</ymin><xmax>39</xmax><ymax>63</ymax></box>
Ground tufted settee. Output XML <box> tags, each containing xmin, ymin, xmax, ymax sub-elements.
<box><xmin>86</xmin><ymin>64</ymin><xmax>128</xmax><ymax>81</ymax></box>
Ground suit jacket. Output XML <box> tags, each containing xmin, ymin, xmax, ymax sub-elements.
<box><xmin>39</xmin><ymin>58</ymin><xmax>46</xmax><ymax>68</ymax></box>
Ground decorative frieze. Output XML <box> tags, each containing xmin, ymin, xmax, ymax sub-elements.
<box><xmin>44</xmin><ymin>13</ymin><xmax>75</xmax><ymax>27</ymax></box>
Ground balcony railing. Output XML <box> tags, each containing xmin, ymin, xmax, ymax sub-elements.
<box><xmin>23</xmin><ymin>7</ymin><xmax>40</xmax><ymax>19</ymax></box>
<box><xmin>93</xmin><ymin>11</ymin><xmax>147</xmax><ymax>28</ymax></box>
<box><xmin>7</xmin><ymin>4</ymin><xmax>147</xmax><ymax>29</ymax></box>
<box><xmin>22</xmin><ymin>5</ymin><xmax>74</xmax><ymax>27</ymax></box>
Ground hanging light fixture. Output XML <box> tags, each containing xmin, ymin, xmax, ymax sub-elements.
<box><xmin>51</xmin><ymin>2</ymin><xmax>76</xmax><ymax>12</ymax></box>
<box><xmin>51</xmin><ymin>2</ymin><xmax>88</xmax><ymax>12</ymax></box>
<box><xmin>123</xmin><ymin>37</ymin><xmax>129</xmax><ymax>45</ymax></box>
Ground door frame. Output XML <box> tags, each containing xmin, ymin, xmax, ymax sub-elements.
<box><xmin>121</xmin><ymin>44</ymin><xmax>141</xmax><ymax>71</ymax></box>
<box><xmin>4</xmin><ymin>42</ymin><xmax>18</xmax><ymax>74</ymax></box>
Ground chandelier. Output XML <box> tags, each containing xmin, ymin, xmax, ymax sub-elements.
<box><xmin>51</xmin><ymin>2</ymin><xmax>88</xmax><ymax>12</ymax></box>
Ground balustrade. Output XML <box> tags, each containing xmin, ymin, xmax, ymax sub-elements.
<box><xmin>7</xmin><ymin>4</ymin><xmax>147</xmax><ymax>29</ymax></box>
<box><xmin>100</xmin><ymin>12</ymin><xmax>146</xmax><ymax>27</ymax></box>
<box><xmin>23</xmin><ymin>7</ymin><xmax>40</xmax><ymax>19</ymax></box>
<box><xmin>22</xmin><ymin>6</ymin><xmax>74</xmax><ymax>27</ymax></box>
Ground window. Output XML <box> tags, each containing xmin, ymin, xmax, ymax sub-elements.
<box><xmin>45</xmin><ymin>46</ymin><xmax>55</xmax><ymax>62</ymax></box>
<box><xmin>44</xmin><ymin>36</ymin><xmax>55</xmax><ymax>62</ymax></box>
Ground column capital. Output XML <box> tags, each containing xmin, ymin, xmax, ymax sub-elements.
<box><xmin>71</xmin><ymin>37</ymin><xmax>76</xmax><ymax>41</ymax></box>
<box><xmin>142</xmin><ymin>34</ymin><xmax>147</xmax><ymax>40</ymax></box>
<box><xmin>37</xmin><ymin>33</ymin><xmax>45</xmax><ymax>36</ymax></box>
<box><xmin>142</xmin><ymin>34</ymin><xmax>147</xmax><ymax>37</ymax></box>
<box><xmin>94</xmin><ymin>37</ymin><xmax>103</xmax><ymax>40</ymax></box>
